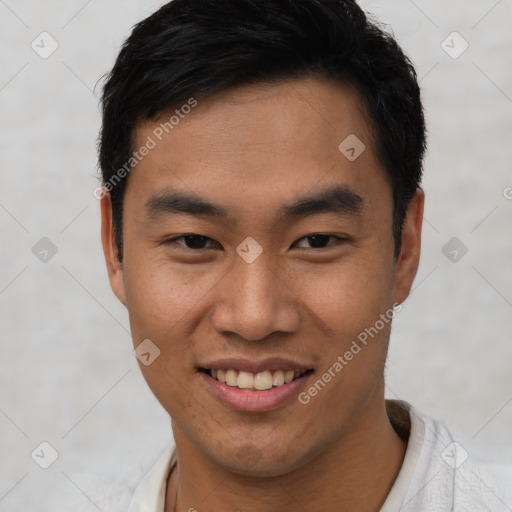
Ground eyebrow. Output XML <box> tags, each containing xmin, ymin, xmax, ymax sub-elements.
<box><xmin>144</xmin><ymin>184</ymin><xmax>365</xmax><ymax>224</ymax></box>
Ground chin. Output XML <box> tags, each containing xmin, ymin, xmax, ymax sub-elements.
<box><xmin>208</xmin><ymin>442</ymin><xmax>312</xmax><ymax>478</ymax></box>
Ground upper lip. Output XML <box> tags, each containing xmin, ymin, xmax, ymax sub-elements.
<box><xmin>198</xmin><ymin>357</ymin><xmax>314</xmax><ymax>374</ymax></box>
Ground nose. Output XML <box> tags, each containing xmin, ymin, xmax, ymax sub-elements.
<box><xmin>210</xmin><ymin>254</ymin><xmax>300</xmax><ymax>341</ymax></box>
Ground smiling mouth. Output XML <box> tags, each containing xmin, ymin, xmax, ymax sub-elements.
<box><xmin>200</xmin><ymin>368</ymin><xmax>314</xmax><ymax>391</ymax></box>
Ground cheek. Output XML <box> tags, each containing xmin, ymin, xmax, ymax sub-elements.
<box><xmin>123</xmin><ymin>255</ymin><xmax>222</xmax><ymax>341</ymax></box>
<box><xmin>121</xmin><ymin>257</ymin><xmax>215</xmax><ymax>416</ymax></box>
<box><xmin>291</xmin><ymin>258</ymin><xmax>395</xmax><ymax>430</ymax></box>
<box><xmin>289</xmin><ymin>250</ymin><xmax>395</xmax><ymax>336</ymax></box>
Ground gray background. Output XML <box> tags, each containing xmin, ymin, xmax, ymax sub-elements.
<box><xmin>1</xmin><ymin>0</ymin><xmax>511</xmax><ymax>510</ymax></box>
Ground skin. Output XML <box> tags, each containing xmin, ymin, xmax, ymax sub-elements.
<box><xmin>101</xmin><ymin>76</ymin><xmax>424</xmax><ymax>511</ymax></box>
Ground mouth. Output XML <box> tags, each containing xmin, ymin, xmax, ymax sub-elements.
<box><xmin>199</xmin><ymin>367</ymin><xmax>314</xmax><ymax>391</ymax></box>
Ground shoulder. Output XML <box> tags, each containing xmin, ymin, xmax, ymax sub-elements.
<box><xmin>479</xmin><ymin>461</ymin><xmax>512</xmax><ymax>488</ymax></box>
<box><xmin>386</xmin><ymin>400</ymin><xmax>512</xmax><ymax>511</ymax></box>
<box><xmin>463</xmin><ymin>460</ymin><xmax>512</xmax><ymax>508</ymax></box>
<box><xmin>42</xmin><ymin>462</ymin><xmax>149</xmax><ymax>511</ymax></box>
<box><xmin>409</xmin><ymin>402</ymin><xmax>512</xmax><ymax>511</ymax></box>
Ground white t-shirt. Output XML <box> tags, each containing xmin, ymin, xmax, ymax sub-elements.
<box><xmin>126</xmin><ymin>400</ymin><xmax>512</xmax><ymax>511</ymax></box>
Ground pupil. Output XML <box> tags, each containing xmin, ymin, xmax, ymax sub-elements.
<box><xmin>308</xmin><ymin>235</ymin><xmax>329</xmax><ymax>248</ymax></box>
<box><xmin>186</xmin><ymin>235</ymin><xmax>208</xmax><ymax>249</ymax></box>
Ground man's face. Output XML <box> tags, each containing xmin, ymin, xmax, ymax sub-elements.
<box><xmin>101</xmin><ymin>77</ymin><xmax>421</xmax><ymax>476</ymax></box>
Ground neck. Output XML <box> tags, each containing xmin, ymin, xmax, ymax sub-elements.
<box><xmin>166</xmin><ymin>394</ymin><xmax>407</xmax><ymax>512</ymax></box>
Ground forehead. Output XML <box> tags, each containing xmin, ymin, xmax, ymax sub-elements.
<box><xmin>126</xmin><ymin>77</ymin><xmax>388</xmax><ymax>218</ymax></box>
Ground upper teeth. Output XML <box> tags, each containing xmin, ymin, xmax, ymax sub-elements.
<box><xmin>210</xmin><ymin>369</ymin><xmax>302</xmax><ymax>390</ymax></box>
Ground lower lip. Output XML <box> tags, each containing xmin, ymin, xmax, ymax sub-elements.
<box><xmin>200</xmin><ymin>371</ymin><xmax>313</xmax><ymax>412</ymax></box>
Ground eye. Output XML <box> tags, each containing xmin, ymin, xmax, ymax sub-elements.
<box><xmin>164</xmin><ymin>234</ymin><xmax>218</xmax><ymax>250</ymax></box>
<box><xmin>163</xmin><ymin>234</ymin><xmax>347</xmax><ymax>251</ymax></box>
<box><xmin>294</xmin><ymin>234</ymin><xmax>346</xmax><ymax>250</ymax></box>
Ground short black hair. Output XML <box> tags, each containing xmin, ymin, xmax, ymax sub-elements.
<box><xmin>98</xmin><ymin>0</ymin><xmax>426</xmax><ymax>262</ymax></box>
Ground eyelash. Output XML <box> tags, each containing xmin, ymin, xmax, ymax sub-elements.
<box><xmin>163</xmin><ymin>234</ymin><xmax>347</xmax><ymax>251</ymax></box>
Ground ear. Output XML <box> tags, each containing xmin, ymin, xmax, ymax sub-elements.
<box><xmin>393</xmin><ymin>188</ymin><xmax>425</xmax><ymax>305</ymax></box>
<box><xmin>100</xmin><ymin>190</ymin><xmax>127</xmax><ymax>306</ymax></box>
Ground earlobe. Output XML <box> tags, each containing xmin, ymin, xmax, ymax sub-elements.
<box><xmin>393</xmin><ymin>188</ymin><xmax>425</xmax><ymax>306</ymax></box>
<box><xmin>100</xmin><ymin>190</ymin><xmax>127</xmax><ymax>306</ymax></box>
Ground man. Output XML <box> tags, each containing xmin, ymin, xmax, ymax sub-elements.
<box><xmin>97</xmin><ymin>0</ymin><xmax>511</xmax><ymax>510</ymax></box>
